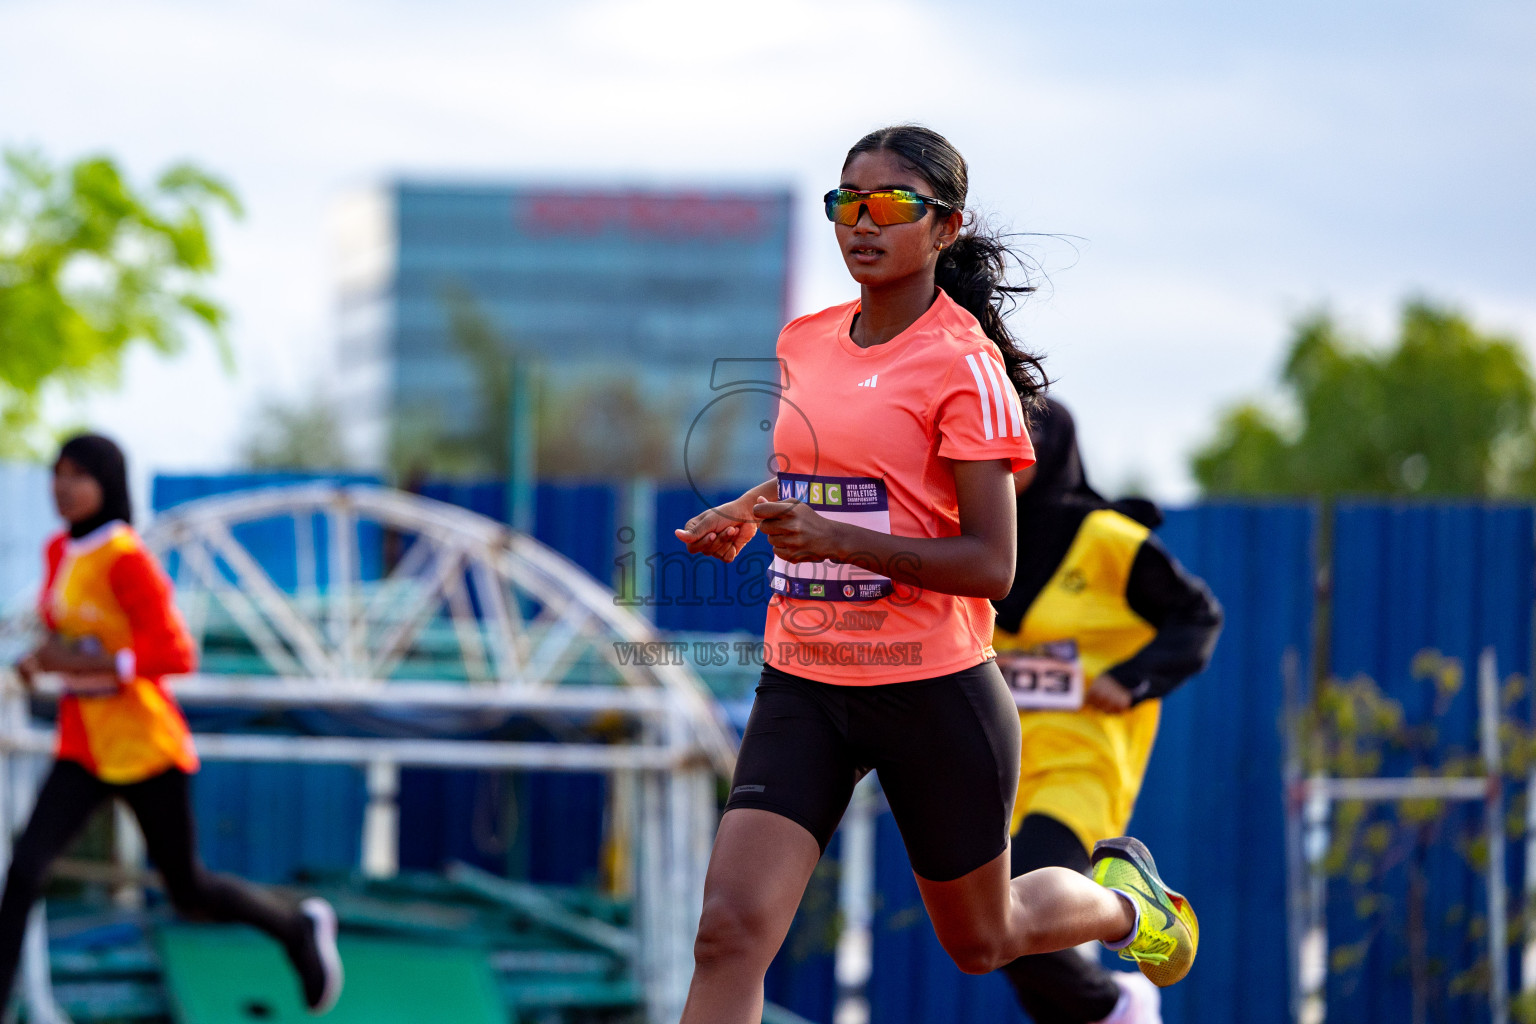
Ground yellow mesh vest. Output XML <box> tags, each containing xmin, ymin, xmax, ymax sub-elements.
<box><xmin>995</xmin><ymin>509</ymin><xmax>1162</xmax><ymax>851</ymax></box>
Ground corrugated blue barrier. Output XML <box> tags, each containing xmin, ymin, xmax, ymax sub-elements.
<box><xmin>154</xmin><ymin>473</ymin><xmax>379</xmax><ymax>882</ymax></box>
<box><xmin>150</xmin><ymin>476</ymin><xmax>618</xmax><ymax>883</ymax></box>
<box><xmin>867</xmin><ymin>503</ymin><xmax>1318</xmax><ymax>1024</ymax></box>
<box><xmin>766</xmin><ymin>832</ymin><xmax>842</xmax><ymax>1021</ymax></box>
<box><xmin>1325</xmin><ymin>503</ymin><xmax>1534</xmax><ymax>1024</ymax></box>
<box><xmin>192</xmin><ymin>762</ymin><xmax>366</xmax><ymax>885</ymax></box>
<box><xmin>538</xmin><ymin>482</ymin><xmax>620</xmax><ymax>586</ymax></box>
<box><xmin>415</xmin><ymin>479</ymin><xmax>619</xmax><ymax>585</ymax></box>
<box><xmin>146</xmin><ymin>475</ymin><xmax>1536</xmax><ymax>1024</ymax></box>
<box><xmin>403</xmin><ymin>482</ymin><xmax>612</xmax><ymax>884</ymax></box>
<box><xmin>651</xmin><ymin>484</ymin><xmax>772</xmax><ymax>634</ymax></box>
<box><xmin>153</xmin><ymin>472</ymin><xmax>385</xmax><ymax>592</ymax></box>
<box><xmin>410</xmin><ymin>478</ymin><xmax>772</xmax><ymax>634</ymax></box>
<box><xmin>1137</xmin><ymin>503</ymin><xmax>1317</xmax><ymax>1024</ymax></box>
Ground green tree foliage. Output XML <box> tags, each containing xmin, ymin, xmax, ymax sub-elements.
<box><xmin>388</xmin><ymin>288</ymin><xmax>517</xmax><ymax>480</ymax></box>
<box><xmin>239</xmin><ymin>391</ymin><xmax>352</xmax><ymax>470</ymax></box>
<box><xmin>390</xmin><ymin>289</ymin><xmax>687</xmax><ymax>481</ymax></box>
<box><xmin>1300</xmin><ymin>654</ymin><xmax>1533</xmax><ymax>1017</ymax></box>
<box><xmin>0</xmin><ymin>149</ymin><xmax>241</xmax><ymax>457</ymax></box>
<box><xmin>1192</xmin><ymin>301</ymin><xmax>1536</xmax><ymax>497</ymax></box>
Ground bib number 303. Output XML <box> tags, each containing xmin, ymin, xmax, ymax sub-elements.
<box><xmin>998</xmin><ymin>653</ymin><xmax>1084</xmax><ymax>711</ymax></box>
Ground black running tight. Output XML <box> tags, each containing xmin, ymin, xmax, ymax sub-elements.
<box><xmin>1001</xmin><ymin>813</ymin><xmax>1122</xmax><ymax>1024</ymax></box>
<box><xmin>0</xmin><ymin>760</ymin><xmax>302</xmax><ymax>1005</ymax></box>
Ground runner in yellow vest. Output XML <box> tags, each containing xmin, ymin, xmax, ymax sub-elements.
<box><xmin>992</xmin><ymin>400</ymin><xmax>1222</xmax><ymax>1024</ymax></box>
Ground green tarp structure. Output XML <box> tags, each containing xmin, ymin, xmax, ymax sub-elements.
<box><xmin>157</xmin><ymin>926</ymin><xmax>505</xmax><ymax>1024</ymax></box>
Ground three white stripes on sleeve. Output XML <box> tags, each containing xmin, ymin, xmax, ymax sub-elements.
<box><xmin>963</xmin><ymin>353</ymin><xmax>1024</xmax><ymax>440</ymax></box>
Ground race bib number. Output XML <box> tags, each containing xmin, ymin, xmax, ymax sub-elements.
<box><xmin>766</xmin><ymin>472</ymin><xmax>894</xmax><ymax>601</ymax></box>
<box><xmin>998</xmin><ymin>642</ymin><xmax>1084</xmax><ymax>711</ymax></box>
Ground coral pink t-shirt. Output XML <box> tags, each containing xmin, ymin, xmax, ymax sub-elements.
<box><xmin>764</xmin><ymin>290</ymin><xmax>1035</xmax><ymax>685</ymax></box>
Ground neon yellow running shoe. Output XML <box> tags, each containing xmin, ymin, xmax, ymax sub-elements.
<box><xmin>1090</xmin><ymin>836</ymin><xmax>1199</xmax><ymax>988</ymax></box>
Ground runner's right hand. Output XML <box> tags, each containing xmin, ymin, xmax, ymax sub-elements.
<box><xmin>675</xmin><ymin>503</ymin><xmax>758</xmax><ymax>562</ymax></box>
<box><xmin>13</xmin><ymin>653</ymin><xmax>40</xmax><ymax>691</ymax></box>
<box><xmin>59</xmin><ymin>672</ymin><xmax>122</xmax><ymax>696</ymax></box>
<box><xmin>1084</xmin><ymin>675</ymin><xmax>1133</xmax><ymax>713</ymax></box>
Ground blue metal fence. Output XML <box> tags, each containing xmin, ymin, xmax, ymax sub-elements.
<box><xmin>866</xmin><ymin>504</ymin><xmax>1318</xmax><ymax>1024</ymax></box>
<box><xmin>141</xmin><ymin>475</ymin><xmax>1536</xmax><ymax>1023</ymax></box>
<box><xmin>150</xmin><ymin>475</ymin><xmax>621</xmax><ymax>886</ymax></box>
<box><xmin>651</xmin><ymin>484</ymin><xmax>772</xmax><ymax>634</ymax></box>
<box><xmin>1325</xmin><ymin>503</ymin><xmax>1534</xmax><ymax>1024</ymax></box>
<box><xmin>192</xmin><ymin>762</ymin><xmax>366</xmax><ymax>885</ymax></box>
<box><xmin>414</xmin><ymin>479</ymin><xmax>620</xmax><ymax>585</ymax></box>
<box><xmin>154</xmin><ymin>473</ymin><xmax>379</xmax><ymax>882</ymax></box>
<box><xmin>153</xmin><ymin>472</ymin><xmax>385</xmax><ymax>593</ymax></box>
<box><xmin>1139</xmin><ymin>503</ymin><xmax>1319</xmax><ymax>1024</ymax></box>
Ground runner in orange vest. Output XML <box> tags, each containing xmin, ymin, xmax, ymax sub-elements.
<box><xmin>3</xmin><ymin>434</ymin><xmax>343</xmax><ymax>1015</ymax></box>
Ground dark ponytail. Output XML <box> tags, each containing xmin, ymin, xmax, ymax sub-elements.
<box><xmin>844</xmin><ymin>125</ymin><xmax>1049</xmax><ymax>414</ymax></box>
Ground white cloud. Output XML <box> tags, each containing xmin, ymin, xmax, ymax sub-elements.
<box><xmin>2</xmin><ymin>0</ymin><xmax>1533</xmax><ymax>502</ymax></box>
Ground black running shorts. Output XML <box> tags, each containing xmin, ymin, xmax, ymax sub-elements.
<box><xmin>724</xmin><ymin>660</ymin><xmax>1021</xmax><ymax>882</ymax></box>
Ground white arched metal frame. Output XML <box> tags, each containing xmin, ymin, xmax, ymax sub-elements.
<box><xmin>0</xmin><ymin>483</ymin><xmax>737</xmax><ymax>1024</ymax></box>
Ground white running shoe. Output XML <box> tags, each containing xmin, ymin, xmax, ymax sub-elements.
<box><xmin>292</xmin><ymin>897</ymin><xmax>344</xmax><ymax>1015</ymax></box>
<box><xmin>1096</xmin><ymin>970</ymin><xmax>1163</xmax><ymax>1024</ymax></box>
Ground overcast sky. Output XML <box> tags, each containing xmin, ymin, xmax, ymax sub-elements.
<box><xmin>3</xmin><ymin>0</ymin><xmax>1533</xmax><ymax>502</ymax></box>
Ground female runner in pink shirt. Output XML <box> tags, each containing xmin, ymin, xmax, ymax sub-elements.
<box><xmin>675</xmin><ymin>126</ymin><xmax>1197</xmax><ymax>1024</ymax></box>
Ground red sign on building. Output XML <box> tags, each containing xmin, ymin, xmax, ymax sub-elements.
<box><xmin>517</xmin><ymin>191</ymin><xmax>774</xmax><ymax>241</ymax></box>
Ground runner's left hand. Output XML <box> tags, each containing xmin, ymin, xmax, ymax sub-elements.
<box><xmin>13</xmin><ymin>653</ymin><xmax>40</xmax><ymax>691</ymax></box>
<box><xmin>751</xmin><ymin>497</ymin><xmax>844</xmax><ymax>563</ymax></box>
<box><xmin>676</xmin><ymin>504</ymin><xmax>757</xmax><ymax>562</ymax></box>
<box><xmin>1084</xmin><ymin>675</ymin><xmax>1133</xmax><ymax>713</ymax></box>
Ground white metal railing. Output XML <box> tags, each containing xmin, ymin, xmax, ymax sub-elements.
<box><xmin>1284</xmin><ymin>647</ymin><xmax>1508</xmax><ymax>1024</ymax></box>
<box><xmin>0</xmin><ymin>671</ymin><xmax>719</xmax><ymax>1024</ymax></box>
<box><xmin>0</xmin><ymin>481</ymin><xmax>750</xmax><ymax>1024</ymax></box>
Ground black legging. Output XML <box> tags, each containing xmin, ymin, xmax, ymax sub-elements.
<box><xmin>0</xmin><ymin>760</ymin><xmax>303</xmax><ymax>1005</ymax></box>
<box><xmin>1001</xmin><ymin>814</ymin><xmax>1122</xmax><ymax>1023</ymax></box>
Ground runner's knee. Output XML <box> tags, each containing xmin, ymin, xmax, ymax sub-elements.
<box><xmin>937</xmin><ymin>915</ymin><xmax>1046</xmax><ymax>974</ymax></box>
<box><xmin>940</xmin><ymin>932</ymin><xmax>1011</xmax><ymax>975</ymax></box>
<box><xmin>692</xmin><ymin>892</ymin><xmax>780</xmax><ymax>971</ymax></box>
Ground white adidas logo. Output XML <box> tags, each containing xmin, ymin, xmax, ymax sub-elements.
<box><xmin>857</xmin><ymin>374</ymin><xmax>879</xmax><ymax>388</ymax></box>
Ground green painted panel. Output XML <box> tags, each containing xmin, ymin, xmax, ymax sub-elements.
<box><xmin>157</xmin><ymin>926</ymin><xmax>505</xmax><ymax>1024</ymax></box>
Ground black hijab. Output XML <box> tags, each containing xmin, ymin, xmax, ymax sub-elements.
<box><xmin>992</xmin><ymin>399</ymin><xmax>1162</xmax><ymax>634</ymax></box>
<box><xmin>56</xmin><ymin>433</ymin><xmax>133</xmax><ymax>539</ymax></box>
